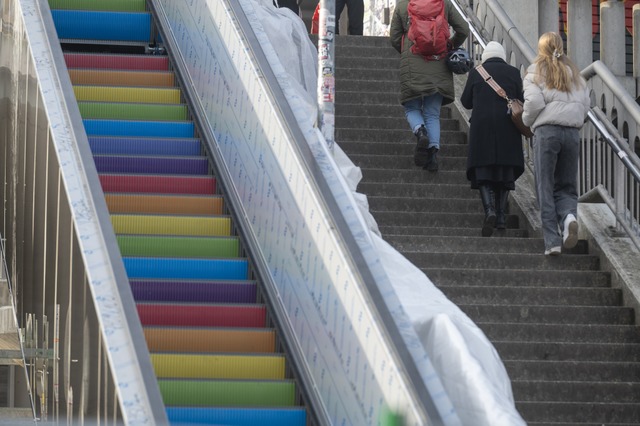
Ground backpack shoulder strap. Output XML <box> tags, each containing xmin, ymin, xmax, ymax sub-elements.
<box><xmin>476</xmin><ymin>64</ymin><xmax>509</xmax><ymax>100</ymax></box>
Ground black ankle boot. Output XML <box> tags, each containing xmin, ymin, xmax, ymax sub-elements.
<box><xmin>479</xmin><ymin>185</ymin><xmax>496</xmax><ymax>237</ymax></box>
<box><xmin>425</xmin><ymin>147</ymin><xmax>439</xmax><ymax>171</ymax></box>
<box><xmin>414</xmin><ymin>126</ymin><xmax>429</xmax><ymax>166</ymax></box>
<box><xmin>495</xmin><ymin>188</ymin><xmax>509</xmax><ymax>229</ymax></box>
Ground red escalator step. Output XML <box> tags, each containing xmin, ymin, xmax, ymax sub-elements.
<box><xmin>64</xmin><ymin>52</ymin><xmax>170</xmax><ymax>71</ymax></box>
<box><xmin>137</xmin><ymin>303</ymin><xmax>267</xmax><ymax>328</ymax></box>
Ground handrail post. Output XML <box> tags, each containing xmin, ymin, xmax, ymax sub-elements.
<box><xmin>633</xmin><ymin>5</ymin><xmax>640</xmax><ymax>78</ymax></box>
<box><xmin>614</xmin><ymin>139</ymin><xmax>628</xmax><ymax>233</ymax></box>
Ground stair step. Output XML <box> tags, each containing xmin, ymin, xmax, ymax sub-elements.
<box><xmin>151</xmin><ymin>353</ymin><xmax>286</xmax><ymax>380</ymax></box>
<box><xmin>124</xmin><ymin>257</ymin><xmax>248</xmax><ymax>281</ymax></box>
<box><xmin>75</xmin><ymin>86</ymin><xmax>182</xmax><ymax>104</ymax></box>
<box><xmin>51</xmin><ymin>10</ymin><xmax>151</xmax><ymax>42</ymax></box>
<box><xmin>111</xmin><ymin>214</ymin><xmax>231</xmax><ymax>236</ymax></box>
<box><xmin>335</xmin><ymin>34</ymin><xmax>391</xmax><ymax>47</ymax></box>
<box><xmin>360</xmin><ymin>182</ymin><xmax>475</xmax><ymax>198</ymax></box>
<box><xmin>144</xmin><ymin>327</ymin><xmax>275</xmax><ymax>353</ymax></box>
<box><xmin>458</xmin><ymin>304</ymin><xmax>633</xmax><ymax>324</ymax></box>
<box><xmin>512</xmin><ymin>380</ymin><xmax>640</xmax><ymax>402</ymax></box>
<box><xmin>359</xmin><ymin>168</ymin><xmax>467</xmax><ymax>184</ymax></box>
<box><xmin>117</xmin><ymin>235</ymin><xmax>240</xmax><ymax>258</ymax></box>
<box><xmin>369</xmin><ymin>197</ymin><xmax>483</xmax><ymax>213</ymax></box>
<box><xmin>515</xmin><ymin>401</ymin><xmax>640</xmax><ymax>423</ymax></box>
<box><xmin>99</xmin><ymin>174</ymin><xmax>216</xmax><ymax>195</ymax></box>
<box><xmin>340</xmin><ymin>141</ymin><xmax>469</xmax><ymax>157</ymax></box>
<box><xmin>480</xmin><ymin>323</ymin><xmax>640</xmax><ymax>344</ymax></box>
<box><xmin>423</xmin><ymin>268</ymin><xmax>610</xmax><ymax>287</ymax></box>
<box><xmin>336</xmin><ymin>57</ymin><xmax>401</xmax><ymax>72</ymax></box>
<box><xmin>348</xmin><ymin>154</ymin><xmax>467</xmax><ymax>169</ymax></box>
<box><xmin>442</xmin><ymin>286</ymin><xmax>621</xmax><ymax>306</ymax></box>
<box><xmin>89</xmin><ymin>136</ymin><xmax>200</xmax><ymax>156</ymax></box>
<box><xmin>80</xmin><ymin>102</ymin><xmax>187</xmax><ymax>121</ymax></box>
<box><xmin>406</xmin><ymin>251</ymin><xmax>598</xmax><ymax>270</ymax></box>
<box><xmin>337</xmin><ymin>128</ymin><xmax>466</xmax><ymax>144</ymax></box>
<box><xmin>49</xmin><ymin>0</ymin><xmax>147</xmax><ymax>11</ymax></box>
<box><xmin>159</xmin><ymin>379</ymin><xmax>296</xmax><ymax>407</ymax></box>
<box><xmin>335</xmin><ymin>79</ymin><xmax>400</xmax><ymax>92</ymax></box>
<box><xmin>94</xmin><ymin>155</ymin><xmax>207</xmax><ymax>175</ymax></box>
<box><xmin>335</xmin><ymin>45</ymin><xmax>399</xmax><ymax>58</ymax></box>
<box><xmin>138</xmin><ymin>303</ymin><xmax>264</xmax><ymax>327</ymax></box>
<box><xmin>84</xmin><ymin>118</ymin><xmax>194</xmax><ymax>138</ymax></box>
<box><xmin>130</xmin><ymin>279</ymin><xmax>257</xmax><ymax>304</ymax></box>
<box><xmin>336</xmin><ymin>103</ymin><xmax>453</xmax><ymax>118</ymax></box>
<box><xmin>336</xmin><ymin>67</ymin><xmax>399</xmax><ymax>81</ymax></box>
<box><xmin>505</xmin><ymin>360</ymin><xmax>640</xmax><ymax>382</ymax></box>
<box><xmin>166</xmin><ymin>407</ymin><xmax>306</xmax><ymax>426</ymax></box>
<box><xmin>495</xmin><ymin>342</ymin><xmax>640</xmax><ymax>362</ymax></box>
<box><xmin>387</xmin><ymin>235</ymin><xmax>547</xmax><ymax>253</ymax></box>
<box><xmin>64</xmin><ymin>52</ymin><xmax>170</xmax><ymax>71</ymax></box>
<box><xmin>105</xmin><ymin>193</ymin><xmax>223</xmax><ymax>215</ymax></box>
<box><xmin>380</xmin><ymin>225</ymin><xmax>528</xmax><ymax>238</ymax></box>
<box><xmin>335</xmin><ymin>115</ymin><xmax>458</xmax><ymax>130</ymax></box>
<box><xmin>70</xmin><ymin>70</ymin><xmax>176</xmax><ymax>88</ymax></box>
<box><xmin>373</xmin><ymin>211</ymin><xmax>520</xmax><ymax>229</ymax></box>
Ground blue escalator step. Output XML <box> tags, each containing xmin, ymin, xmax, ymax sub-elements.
<box><xmin>51</xmin><ymin>10</ymin><xmax>151</xmax><ymax>42</ymax></box>
<box><xmin>166</xmin><ymin>406</ymin><xmax>306</xmax><ymax>426</ymax></box>
<box><xmin>123</xmin><ymin>257</ymin><xmax>249</xmax><ymax>281</ymax></box>
<box><xmin>84</xmin><ymin>119</ymin><xmax>194</xmax><ymax>138</ymax></box>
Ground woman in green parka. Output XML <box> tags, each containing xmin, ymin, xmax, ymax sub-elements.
<box><xmin>390</xmin><ymin>0</ymin><xmax>469</xmax><ymax>171</ymax></box>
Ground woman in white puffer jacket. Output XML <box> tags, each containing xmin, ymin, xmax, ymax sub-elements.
<box><xmin>522</xmin><ymin>32</ymin><xmax>591</xmax><ymax>256</ymax></box>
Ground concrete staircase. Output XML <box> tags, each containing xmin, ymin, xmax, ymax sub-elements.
<box><xmin>333</xmin><ymin>35</ymin><xmax>640</xmax><ymax>425</ymax></box>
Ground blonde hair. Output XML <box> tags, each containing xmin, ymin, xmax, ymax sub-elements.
<box><xmin>533</xmin><ymin>32</ymin><xmax>584</xmax><ymax>92</ymax></box>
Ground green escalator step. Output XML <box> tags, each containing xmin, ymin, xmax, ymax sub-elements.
<box><xmin>117</xmin><ymin>235</ymin><xmax>240</xmax><ymax>258</ymax></box>
<box><xmin>78</xmin><ymin>102</ymin><xmax>188</xmax><ymax>121</ymax></box>
<box><xmin>48</xmin><ymin>0</ymin><xmax>146</xmax><ymax>12</ymax></box>
<box><xmin>158</xmin><ymin>379</ymin><xmax>296</xmax><ymax>407</ymax></box>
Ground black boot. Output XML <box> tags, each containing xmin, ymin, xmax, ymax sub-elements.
<box><xmin>424</xmin><ymin>147</ymin><xmax>439</xmax><ymax>171</ymax></box>
<box><xmin>495</xmin><ymin>188</ymin><xmax>509</xmax><ymax>230</ymax></box>
<box><xmin>479</xmin><ymin>185</ymin><xmax>496</xmax><ymax>237</ymax></box>
<box><xmin>414</xmin><ymin>126</ymin><xmax>429</xmax><ymax>166</ymax></box>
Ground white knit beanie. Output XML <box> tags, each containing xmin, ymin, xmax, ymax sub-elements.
<box><xmin>481</xmin><ymin>41</ymin><xmax>506</xmax><ymax>63</ymax></box>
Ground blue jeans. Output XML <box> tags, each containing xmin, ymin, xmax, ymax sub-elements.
<box><xmin>532</xmin><ymin>124</ymin><xmax>580</xmax><ymax>250</ymax></box>
<box><xmin>403</xmin><ymin>93</ymin><xmax>443</xmax><ymax>149</ymax></box>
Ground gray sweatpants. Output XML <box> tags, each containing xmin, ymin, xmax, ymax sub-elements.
<box><xmin>532</xmin><ymin>124</ymin><xmax>580</xmax><ymax>250</ymax></box>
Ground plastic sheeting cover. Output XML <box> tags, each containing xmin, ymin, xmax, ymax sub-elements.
<box><xmin>250</xmin><ymin>1</ymin><xmax>526</xmax><ymax>425</ymax></box>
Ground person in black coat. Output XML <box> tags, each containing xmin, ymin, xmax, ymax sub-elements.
<box><xmin>460</xmin><ymin>41</ymin><xmax>525</xmax><ymax>237</ymax></box>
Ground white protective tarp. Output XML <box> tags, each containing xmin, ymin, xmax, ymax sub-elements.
<box><xmin>252</xmin><ymin>2</ymin><xmax>526</xmax><ymax>425</ymax></box>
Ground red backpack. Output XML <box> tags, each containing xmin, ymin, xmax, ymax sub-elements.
<box><xmin>407</xmin><ymin>0</ymin><xmax>450</xmax><ymax>60</ymax></box>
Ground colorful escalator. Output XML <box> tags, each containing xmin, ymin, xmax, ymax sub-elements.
<box><xmin>48</xmin><ymin>1</ymin><xmax>307</xmax><ymax>424</ymax></box>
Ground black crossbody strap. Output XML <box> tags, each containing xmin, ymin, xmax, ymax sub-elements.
<box><xmin>476</xmin><ymin>64</ymin><xmax>511</xmax><ymax>102</ymax></box>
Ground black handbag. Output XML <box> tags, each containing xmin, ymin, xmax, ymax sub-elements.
<box><xmin>476</xmin><ymin>65</ymin><xmax>533</xmax><ymax>138</ymax></box>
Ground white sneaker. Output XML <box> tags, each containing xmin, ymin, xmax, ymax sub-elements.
<box><xmin>544</xmin><ymin>246</ymin><xmax>561</xmax><ymax>256</ymax></box>
<box><xmin>562</xmin><ymin>214</ymin><xmax>578</xmax><ymax>249</ymax></box>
